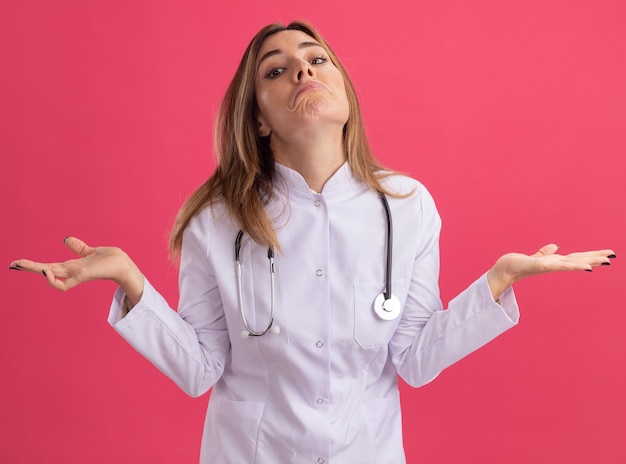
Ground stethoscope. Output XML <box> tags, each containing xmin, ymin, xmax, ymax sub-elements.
<box><xmin>235</xmin><ymin>192</ymin><xmax>400</xmax><ymax>337</ymax></box>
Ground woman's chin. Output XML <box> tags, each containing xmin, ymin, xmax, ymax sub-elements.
<box><xmin>296</xmin><ymin>99</ymin><xmax>348</xmax><ymax>126</ymax></box>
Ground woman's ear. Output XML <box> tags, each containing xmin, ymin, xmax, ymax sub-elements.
<box><xmin>257</xmin><ymin>115</ymin><xmax>272</xmax><ymax>137</ymax></box>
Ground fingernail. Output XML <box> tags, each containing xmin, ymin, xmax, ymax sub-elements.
<box><xmin>601</xmin><ymin>262</ymin><xmax>611</xmax><ymax>266</ymax></box>
<box><xmin>585</xmin><ymin>268</ymin><xmax>593</xmax><ymax>272</ymax></box>
<box><xmin>608</xmin><ymin>254</ymin><xmax>617</xmax><ymax>259</ymax></box>
<box><xmin>63</xmin><ymin>236</ymin><xmax>69</xmax><ymax>244</ymax></box>
<box><xmin>42</xmin><ymin>270</ymin><xmax>47</xmax><ymax>277</ymax></box>
<box><xmin>8</xmin><ymin>266</ymin><xmax>21</xmax><ymax>271</ymax></box>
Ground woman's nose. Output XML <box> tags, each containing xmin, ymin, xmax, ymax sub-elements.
<box><xmin>295</xmin><ymin>63</ymin><xmax>314</xmax><ymax>81</ymax></box>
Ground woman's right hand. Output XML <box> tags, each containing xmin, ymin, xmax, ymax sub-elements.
<box><xmin>8</xmin><ymin>237</ymin><xmax>144</xmax><ymax>306</ymax></box>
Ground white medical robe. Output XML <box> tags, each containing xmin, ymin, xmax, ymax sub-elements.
<box><xmin>108</xmin><ymin>162</ymin><xmax>519</xmax><ymax>463</ymax></box>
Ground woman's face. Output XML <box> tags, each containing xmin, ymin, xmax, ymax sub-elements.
<box><xmin>254</xmin><ymin>29</ymin><xmax>349</xmax><ymax>140</ymax></box>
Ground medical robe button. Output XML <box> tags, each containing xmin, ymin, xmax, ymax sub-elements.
<box><xmin>315</xmin><ymin>269</ymin><xmax>323</xmax><ymax>276</ymax></box>
<box><xmin>316</xmin><ymin>341</ymin><xmax>323</xmax><ymax>348</ymax></box>
<box><xmin>317</xmin><ymin>458</ymin><xmax>325</xmax><ymax>464</ymax></box>
<box><xmin>314</xmin><ymin>200</ymin><xmax>321</xmax><ymax>207</ymax></box>
<box><xmin>317</xmin><ymin>398</ymin><xmax>324</xmax><ymax>404</ymax></box>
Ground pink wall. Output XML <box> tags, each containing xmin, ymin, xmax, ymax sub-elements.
<box><xmin>2</xmin><ymin>1</ymin><xmax>625</xmax><ymax>462</ymax></box>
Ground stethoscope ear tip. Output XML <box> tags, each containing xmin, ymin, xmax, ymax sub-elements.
<box><xmin>270</xmin><ymin>325</ymin><xmax>281</xmax><ymax>334</ymax></box>
<box><xmin>241</xmin><ymin>330</ymin><xmax>251</xmax><ymax>338</ymax></box>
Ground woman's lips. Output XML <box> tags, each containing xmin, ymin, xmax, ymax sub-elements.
<box><xmin>292</xmin><ymin>82</ymin><xmax>327</xmax><ymax>105</ymax></box>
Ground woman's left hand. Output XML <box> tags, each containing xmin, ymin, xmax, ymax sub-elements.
<box><xmin>487</xmin><ymin>244</ymin><xmax>615</xmax><ymax>301</ymax></box>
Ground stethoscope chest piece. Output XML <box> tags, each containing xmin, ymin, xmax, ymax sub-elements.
<box><xmin>374</xmin><ymin>293</ymin><xmax>401</xmax><ymax>321</ymax></box>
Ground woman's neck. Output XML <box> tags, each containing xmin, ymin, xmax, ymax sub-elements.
<box><xmin>270</xmin><ymin>127</ymin><xmax>346</xmax><ymax>193</ymax></box>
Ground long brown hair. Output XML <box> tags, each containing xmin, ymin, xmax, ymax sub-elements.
<box><xmin>169</xmin><ymin>21</ymin><xmax>398</xmax><ymax>256</ymax></box>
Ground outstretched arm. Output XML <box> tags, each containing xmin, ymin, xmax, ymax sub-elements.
<box><xmin>487</xmin><ymin>243</ymin><xmax>616</xmax><ymax>301</ymax></box>
<box><xmin>8</xmin><ymin>236</ymin><xmax>145</xmax><ymax>306</ymax></box>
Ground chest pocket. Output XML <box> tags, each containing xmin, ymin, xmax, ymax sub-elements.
<box><xmin>353</xmin><ymin>279</ymin><xmax>407</xmax><ymax>349</ymax></box>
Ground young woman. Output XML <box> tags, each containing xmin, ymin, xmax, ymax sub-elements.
<box><xmin>9</xmin><ymin>22</ymin><xmax>615</xmax><ymax>463</ymax></box>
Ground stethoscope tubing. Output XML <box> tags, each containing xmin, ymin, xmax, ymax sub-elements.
<box><xmin>379</xmin><ymin>192</ymin><xmax>393</xmax><ymax>301</ymax></box>
<box><xmin>235</xmin><ymin>230</ymin><xmax>277</xmax><ymax>336</ymax></box>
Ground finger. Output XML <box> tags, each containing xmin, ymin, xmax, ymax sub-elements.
<box><xmin>9</xmin><ymin>259</ymin><xmax>64</xmax><ymax>275</ymax></box>
<box><xmin>563</xmin><ymin>251</ymin><xmax>615</xmax><ymax>268</ymax></box>
<box><xmin>42</xmin><ymin>267</ymin><xmax>79</xmax><ymax>291</ymax></box>
<box><xmin>568</xmin><ymin>256</ymin><xmax>612</xmax><ymax>266</ymax></box>
<box><xmin>64</xmin><ymin>236</ymin><xmax>94</xmax><ymax>258</ymax></box>
<box><xmin>531</xmin><ymin>243</ymin><xmax>559</xmax><ymax>258</ymax></box>
<box><xmin>10</xmin><ymin>260</ymin><xmax>83</xmax><ymax>284</ymax></box>
<box><xmin>45</xmin><ymin>271</ymin><xmax>81</xmax><ymax>292</ymax></box>
<box><xmin>42</xmin><ymin>267</ymin><xmax>57</xmax><ymax>287</ymax></box>
<box><xmin>543</xmin><ymin>254</ymin><xmax>614</xmax><ymax>273</ymax></box>
<box><xmin>565</xmin><ymin>249</ymin><xmax>615</xmax><ymax>259</ymax></box>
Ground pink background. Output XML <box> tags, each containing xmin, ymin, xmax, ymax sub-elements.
<box><xmin>2</xmin><ymin>1</ymin><xmax>625</xmax><ymax>462</ymax></box>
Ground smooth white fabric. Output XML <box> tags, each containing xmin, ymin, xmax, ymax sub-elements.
<box><xmin>108</xmin><ymin>163</ymin><xmax>519</xmax><ymax>463</ymax></box>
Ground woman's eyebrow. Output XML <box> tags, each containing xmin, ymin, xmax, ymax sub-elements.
<box><xmin>257</xmin><ymin>41</ymin><xmax>323</xmax><ymax>68</ymax></box>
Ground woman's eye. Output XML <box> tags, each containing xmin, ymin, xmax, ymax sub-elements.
<box><xmin>311</xmin><ymin>56</ymin><xmax>328</xmax><ymax>65</ymax></box>
<box><xmin>266</xmin><ymin>68</ymin><xmax>284</xmax><ymax>78</ymax></box>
